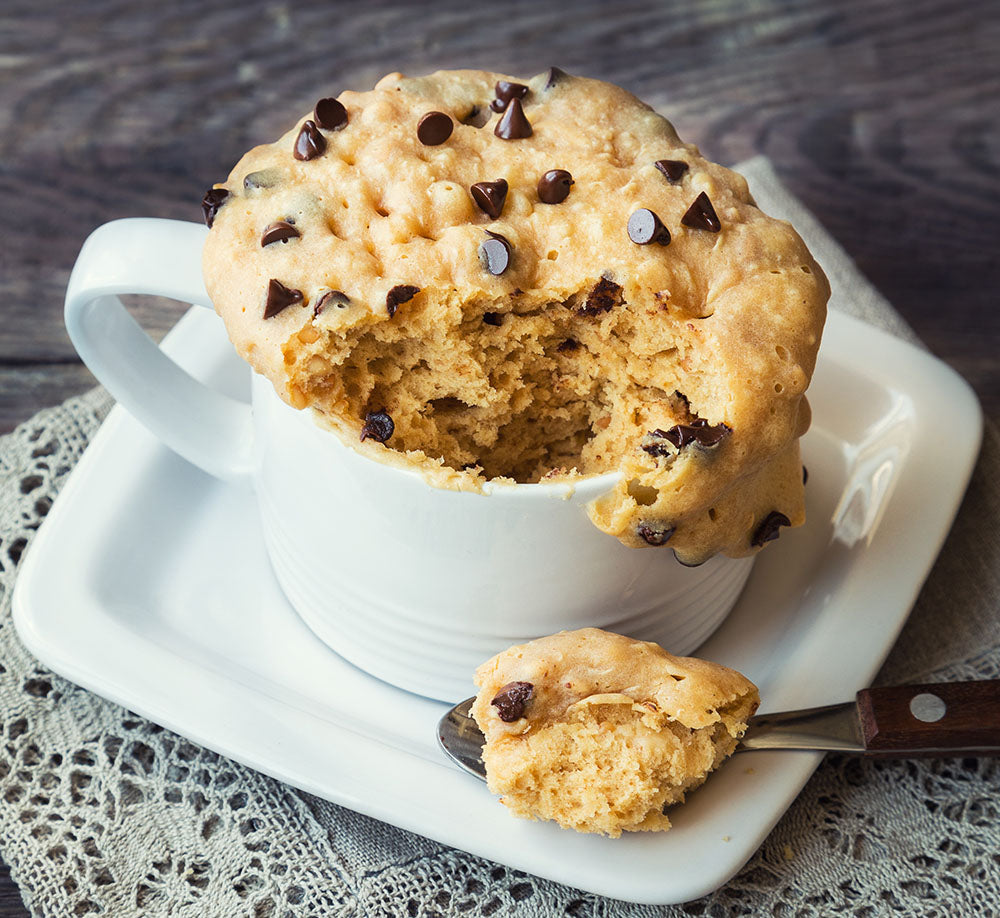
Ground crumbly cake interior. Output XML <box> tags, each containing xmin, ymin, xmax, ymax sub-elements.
<box><xmin>290</xmin><ymin>285</ymin><xmax>722</xmax><ymax>483</ymax></box>
<box><xmin>472</xmin><ymin>628</ymin><xmax>759</xmax><ymax>837</ymax></box>
<box><xmin>202</xmin><ymin>68</ymin><xmax>829</xmax><ymax>563</ymax></box>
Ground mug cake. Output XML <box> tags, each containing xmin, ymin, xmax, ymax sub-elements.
<box><xmin>201</xmin><ymin>68</ymin><xmax>829</xmax><ymax>565</ymax></box>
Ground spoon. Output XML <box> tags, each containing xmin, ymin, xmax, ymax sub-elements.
<box><xmin>438</xmin><ymin>681</ymin><xmax>1000</xmax><ymax>780</ymax></box>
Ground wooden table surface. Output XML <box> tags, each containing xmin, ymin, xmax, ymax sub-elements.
<box><xmin>1</xmin><ymin>0</ymin><xmax>997</xmax><ymax>913</ymax></box>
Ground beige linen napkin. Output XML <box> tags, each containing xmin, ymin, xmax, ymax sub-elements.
<box><xmin>0</xmin><ymin>157</ymin><xmax>996</xmax><ymax>916</ymax></box>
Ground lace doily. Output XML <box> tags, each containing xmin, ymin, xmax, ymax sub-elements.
<box><xmin>1</xmin><ymin>387</ymin><xmax>998</xmax><ymax>917</ymax></box>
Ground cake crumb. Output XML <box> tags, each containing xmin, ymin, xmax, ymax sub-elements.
<box><xmin>472</xmin><ymin>628</ymin><xmax>759</xmax><ymax>836</ymax></box>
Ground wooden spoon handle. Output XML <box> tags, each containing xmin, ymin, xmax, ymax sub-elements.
<box><xmin>857</xmin><ymin>681</ymin><xmax>1000</xmax><ymax>755</ymax></box>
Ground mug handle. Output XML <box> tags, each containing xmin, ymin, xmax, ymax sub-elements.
<box><xmin>64</xmin><ymin>217</ymin><xmax>253</xmax><ymax>483</ymax></box>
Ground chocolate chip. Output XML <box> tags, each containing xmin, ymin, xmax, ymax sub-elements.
<box><xmin>627</xmin><ymin>208</ymin><xmax>671</xmax><ymax>246</ymax></box>
<box><xmin>654</xmin><ymin>159</ymin><xmax>689</xmax><ymax>183</ymax></box>
<box><xmin>470</xmin><ymin>179</ymin><xmax>508</xmax><ymax>219</ymax></box>
<box><xmin>483</xmin><ymin>312</ymin><xmax>503</xmax><ymax>326</ymax></box>
<box><xmin>260</xmin><ymin>220</ymin><xmax>301</xmax><ymax>247</ymax></box>
<box><xmin>243</xmin><ymin>170</ymin><xmax>278</xmax><ymax>191</ymax></box>
<box><xmin>491</xmin><ymin>681</ymin><xmax>533</xmax><ymax>722</ymax></box>
<box><xmin>687</xmin><ymin>418</ymin><xmax>731</xmax><ymax>446</ymax></box>
<box><xmin>681</xmin><ymin>191</ymin><xmax>721</xmax><ymax>232</ymax></box>
<box><xmin>478</xmin><ymin>231</ymin><xmax>511</xmax><ymax>275</ymax></box>
<box><xmin>638</xmin><ymin>522</ymin><xmax>675</xmax><ymax>546</ymax></box>
<box><xmin>386</xmin><ymin>284</ymin><xmax>419</xmax><ymax>317</ymax></box>
<box><xmin>293</xmin><ymin>120</ymin><xmax>326</xmax><ymax>161</ymax></box>
<box><xmin>665</xmin><ymin>419</ymin><xmax>731</xmax><ymax>450</ymax></box>
<box><xmin>577</xmin><ymin>277</ymin><xmax>623</xmax><ymax>316</ymax></box>
<box><xmin>544</xmin><ymin>67</ymin><xmax>568</xmax><ymax>89</ymax></box>
<box><xmin>360</xmin><ymin>411</ymin><xmax>394</xmax><ymax>444</ymax></box>
<box><xmin>491</xmin><ymin>80</ymin><xmax>529</xmax><ymax>112</ymax></box>
<box><xmin>751</xmin><ymin>511</ymin><xmax>791</xmax><ymax>547</ymax></box>
<box><xmin>201</xmin><ymin>188</ymin><xmax>229</xmax><ymax>228</ymax></box>
<box><xmin>314</xmin><ymin>97</ymin><xmax>348</xmax><ymax>131</ymax></box>
<box><xmin>494</xmin><ymin>97</ymin><xmax>532</xmax><ymax>140</ymax></box>
<box><xmin>557</xmin><ymin>338</ymin><xmax>580</xmax><ymax>353</ymax></box>
<box><xmin>263</xmin><ymin>279</ymin><xmax>304</xmax><ymax>319</ymax></box>
<box><xmin>417</xmin><ymin>111</ymin><xmax>453</xmax><ymax>146</ymax></box>
<box><xmin>314</xmin><ymin>290</ymin><xmax>349</xmax><ymax>317</ymax></box>
<box><xmin>642</xmin><ymin>420</ymin><xmax>730</xmax><ymax>457</ymax></box>
<box><xmin>537</xmin><ymin>169</ymin><xmax>574</xmax><ymax>204</ymax></box>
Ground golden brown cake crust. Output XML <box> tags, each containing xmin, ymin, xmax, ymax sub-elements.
<box><xmin>471</xmin><ymin>628</ymin><xmax>759</xmax><ymax>836</ymax></box>
<box><xmin>202</xmin><ymin>68</ymin><xmax>829</xmax><ymax>562</ymax></box>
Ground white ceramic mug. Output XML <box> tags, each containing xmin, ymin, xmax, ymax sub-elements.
<box><xmin>65</xmin><ymin>217</ymin><xmax>755</xmax><ymax>701</ymax></box>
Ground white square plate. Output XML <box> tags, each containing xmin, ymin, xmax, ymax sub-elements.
<box><xmin>13</xmin><ymin>307</ymin><xmax>981</xmax><ymax>904</ymax></box>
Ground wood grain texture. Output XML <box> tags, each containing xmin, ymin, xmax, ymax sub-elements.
<box><xmin>1</xmin><ymin>0</ymin><xmax>998</xmax><ymax>913</ymax></box>
<box><xmin>0</xmin><ymin>865</ymin><xmax>26</xmax><ymax>918</ymax></box>
<box><xmin>858</xmin><ymin>682</ymin><xmax>1000</xmax><ymax>754</ymax></box>
<box><xmin>1</xmin><ymin>0</ymin><xmax>997</xmax><ymax>427</ymax></box>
